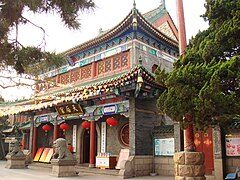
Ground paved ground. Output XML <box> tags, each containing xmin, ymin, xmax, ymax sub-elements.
<box><xmin>0</xmin><ymin>160</ymin><xmax>174</xmax><ymax>180</ymax></box>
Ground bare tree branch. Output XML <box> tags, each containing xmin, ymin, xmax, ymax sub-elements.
<box><xmin>20</xmin><ymin>15</ymin><xmax>47</xmax><ymax>49</ymax></box>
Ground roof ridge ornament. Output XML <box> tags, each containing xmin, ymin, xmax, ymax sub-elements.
<box><xmin>132</xmin><ymin>0</ymin><xmax>137</xmax><ymax>31</ymax></box>
<box><xmin>133</xmin><ymin>0</ymin><xmax>136</xmax><ymax>10</ymax></box>
<box><xmin>160</xmin><ymin>0</ymin><xmax>166</xmax><ymax>9</ymax></box>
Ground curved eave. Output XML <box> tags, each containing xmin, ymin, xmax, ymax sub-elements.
<box><xmin>62</xmin><ymin>11</ymin><xmax>133</xmax><ymax>56</ymax></box>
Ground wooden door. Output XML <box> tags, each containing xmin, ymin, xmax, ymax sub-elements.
<box><xmin>194</xmin><ymin>128</ymin><xmax>214</xmax><ymax>175</ymax></box>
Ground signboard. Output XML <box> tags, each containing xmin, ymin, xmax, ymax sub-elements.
<box><xmin>103</xmin><ymin>105</ymin><xmax>116</xmax><ymax>115</ymax></box>
<box><xmin>33</xmin><ymin>148</ymin><xmax>44</xmax><ymax>162</ymax></box>
<box><xmin>155</xmin><ymin>138</ymin><xmax>174</xmax><ymax>156</ymax></box>
<box><xmin>55</xmin><ymin>103</ymin><xmax>84</xmax><ymax>118</ymax></box>
<box><xmin>101</xmin><ymin>122</ymin><xmax>106</xmax><ymax>153</ymax></box>
<box><xmin>39</xmin><ymin>148</ymin><xmax>50</xmax><ymax>162</ymax></box>
<box><xmin>44</xmin><ymin>148</ymin><xmax>53</xmax><ymax>163</ymax></box>
<box><xmin>226</xmin><ymin>135</ymin><xmax>240</xmax><ymax>156</ymax></box>
<box><xmin>72</xmin><ymin>125</ymin><xmax>77</xmax><ymax>152</ymax></box>
<box><xmin>39</xmin><ymin>115</ymin><xmax>50</xmax><ymax>122</ymax></box>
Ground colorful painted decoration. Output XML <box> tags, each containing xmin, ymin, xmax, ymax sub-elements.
<box><xmin>81</xmin><ymin>121</ymin><xmax>90</xmax><ymax>129</ymax></box>
<box><xmin>106</xmin><ymin>117</ymin><xmax>118</xmax><ymax>127</ymax></box>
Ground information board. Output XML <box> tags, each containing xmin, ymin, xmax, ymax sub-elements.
<box><xmin>39</xmin><ymin>148</ymin><xmax>50</xmax><ymax>162</ymax></box>
<box><xmin>226</xmin><ymin>135</ymin><xmax>240</xmax><ymax>156</ymax></box>
<box><xmin>155</xmin><ymin>138</ymin><xmax>174</xmax><ymax>156</ymax></box>
<box><xmin>44</xmin><ymin>148</ymin><xmax>53</xmax><ymax>163</ymax></box>
<box><xmin>33</xmin><ymin>148</ymin><xmax>44</xmax><ymax>162</ymax></box>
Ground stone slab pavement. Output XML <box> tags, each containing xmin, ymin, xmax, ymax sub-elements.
<box><xmin>0</xmin><ymin>160</ymin><xmax>174</xmax><ymax>180</ymax></box>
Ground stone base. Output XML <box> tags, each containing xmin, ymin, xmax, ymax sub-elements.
<box><xmin>5</xmin><ymin>156</ymin><xmax>27</xmax><ymax>169</ymax></box>
<box><xmin>51</xmin><ymin>159</ymin><xmax>78</xmax><ymax>177</ymax></box>
<box><xmin>174</xmin><ymin>152</ymin><xmax>205</xmax><ymax>180</ymax></box>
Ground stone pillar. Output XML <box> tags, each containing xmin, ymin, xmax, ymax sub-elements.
<box><xmin>174</xmin><ymin>152</ymin><xmax>205</xmax><ymax>180</ymax></box>
<box><xmin>53</xmin><ymin>124</ymin><xmax>58</xmax><ymax>141</ymax></box>
<box><xmin>32</xmin><ymin>126</ymin><xmax>37</xmax><ymax>158</ymax></box>
<box><xmin>213</xmin><ymin>126</ymin><xmax>224</xmax><ymax>180</ymax></box>
<box><xmin>89</xmin><ymin>121</ymin><xmax>96</xmax><ymax>167</ymax></box>
<box><xmin>129</xmin><ymin>98</ymin><xmax>136</xmax><ymax>156</ymax></box>
<box><xmin>174</xmin><ymin>122</ymin><xmax>183</xmax><ymax>152</ymax></box>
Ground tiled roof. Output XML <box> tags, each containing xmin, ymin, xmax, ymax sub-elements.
<box><xmin>61</xmin><ymin>7</ymin><xmax>177</xmax><ymax>57</ymax></box>
<box><xmin>143</xmin><ymin>5</ymin><xmax>167</xmax><ymax>24</ymax></box>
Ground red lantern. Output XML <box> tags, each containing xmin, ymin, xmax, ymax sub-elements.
<box><xmin>106</xmin><ymin>117</ymin><xmax>118</xmax><ymax>127</ymax></box>
<box><xmin>81</xmin><ymin>121</ymin><xmax>90</xmax><ymax>129</ymax></box>
<box><xmin>42</xmin><ymin>124</ymin><xmax>51</xmax><ymax>134</ymax></box>
<box><xmin>60</xmin><ymin>123</ymin><xmax>70</xmax><ymax>134</ymax></box>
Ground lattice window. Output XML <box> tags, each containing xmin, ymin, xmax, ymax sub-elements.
<box><xmin>121</xmin><ymin>54</ymin><xmax>128</xmax><ymax>67</ymax></box>
<box><xmin>98</xmin><ymin>61</ymin><xmax>105</xmax><ymax>75</ymax></box>
<box><xmin>60</xmin><ymin>72</ymin><xmax>71</xmax><ymax>84</ymax></box>
<box><xmin>81</xmin><ymin>65</ymin><xmax>91</xmax><ymax>79</ymax></box>
<box><xmin>113</xmin><ymin>56</ymin><xmax>120</xmax><ymax>70</ymax></box>
<box><xmin>71</xmin><ymin>69</ymin><xmax>81</xmax><ymax>82</ymax></box>
<box><xmin>105</xmin><ymin>59</ymin><xmax>112</xmax><ymax>72</ymax></box>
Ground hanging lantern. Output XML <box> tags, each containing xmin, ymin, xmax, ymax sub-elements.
<box><xmin>60</xmin><ymin>123</ymin><xmax>70</xmax><ymax>134</ymax></box>
<box><xmin>106</xmin><ymin>117</ymin><xmax>118</xmax><ymax>127</ymax></box>
<box><xmin>42</xmin><ymin>124</ymin><xmax>51</xmax><ymax>135</ymax></box>
<box><xmin>81</xmin><ymin>121</ymin><xmax>90</xmax><ymax>129</ymax></box>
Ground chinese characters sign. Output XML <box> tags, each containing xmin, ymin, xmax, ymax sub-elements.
<box><xmin>155</xmin><ymin>138</ymin><xmax>174</xmax><ymax>156</ymax></box>
<box><xmin>101</xmin><ymin>122</ymin><xmax>106</xmax><ymax>153</ymax></box>
<box><xmin>55</xmin><ymin>103</ymin><xmax>84</xmax><ymax>118</ymax></box>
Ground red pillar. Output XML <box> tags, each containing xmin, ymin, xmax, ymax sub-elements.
<box><xmin>32</xmin><ymin>126</ymin><xmax>37</xmax><ymax>158</ymax></box>
<box><xmin>176</xmin><ymin>0</ymin><xmax>194</xmax><ymax>151</ymax></box>
<box><xmin>176</xmin><ymin>0</ymin><xmax>187</xmax><ymax>56</ymax></box>
<box><xmin>183</xmin><ymin>120</ymin><xmax>195</xmax><ymax>151</ymax></box>
<box><xmin>53</xmin><ymin>124</ymin><xmax>58</xmax><ymax>141</ymax></box>
<box><xmin>89</xmin><ymin>121</ymin><xmax>96</xmax><ymax>167</ymax></box>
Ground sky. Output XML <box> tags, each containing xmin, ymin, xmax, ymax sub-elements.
<box><xmin>1</xmin><ymin>0</ymin><xmax>209</xmax><ymax>101</ymax></box>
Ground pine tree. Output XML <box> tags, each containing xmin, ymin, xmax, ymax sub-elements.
<box><xmin>0</xmin><ymin>0</ymin><xmax>95</xmax><ymax>75</ymax></box>
<box><xmin>156</xmin><ymin>0</ymin><xmax>240</xmax><ymax>130</ymax></box>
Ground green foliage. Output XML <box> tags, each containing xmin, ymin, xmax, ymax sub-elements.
<box><xmin>156</xmin><ymin>0</ymin><xmax>240</xmax><ymax>130</ymax></box>
<box><xmin>0</xmin><ymin>0</ymin><xmax>95</xmax><ymax>75</ymax></box>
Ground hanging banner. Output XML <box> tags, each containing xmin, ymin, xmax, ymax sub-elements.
<box><xmin>55</xmin><ymin>103</ymin><xmax>84</xmax><ymax>118</ymax></box>
<box><xmin>72</xmin><ymin>125</ymin><xmax>77</xmax><ymax>152</ymax></box>
<box><xmin>101</xmin><ymin>122</ymin><xmax>106</xmax><ymax>153</ymax></box>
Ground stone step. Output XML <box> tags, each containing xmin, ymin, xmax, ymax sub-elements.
<box><xmin>76</xmin><ymin>165</ymin><xmax>120</xmax><ymax>176</ymax></box>
<box><xmin>28</xmin><ymin>162</ymin><xmax>120</xmax><ymax>176</ymax></box>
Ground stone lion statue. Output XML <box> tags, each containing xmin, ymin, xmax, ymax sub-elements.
<box><xmin>52</xmin><ymin>138</ymin><xmax>73</xmax><ymax>160</ymax></box>
<box><xmin>6</xmin><ymin>140</ymin><xmax>24</xmax><ymax>157</ymax></box>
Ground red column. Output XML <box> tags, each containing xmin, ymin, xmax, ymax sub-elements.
<box><xmin>53</xmin><ymin>124</ymin><xmax>58</xmax><ymax>141</ymax></box>
<box><xmin>89</xmin><ymin>121</ymin><xmax>96</xmax><ymax>167</ymax></box>
<box><xmin>176</xmin><ymin>0</ymin><xmax>187</xmax><ymax>56</ymax></box>
<box><xmin>176</xmin><ymin>0</ymin><xmax>194</xmax><ymax>152</ymax></box>
<box><xmin>183</xmin><ymin>121</ymin><xmax>195</xmax><ymax>151</ymax></box>
<box><xmin>32</xmin><ymin>126</ymin><xmax>37</xmax><ymax>158</ymax></box>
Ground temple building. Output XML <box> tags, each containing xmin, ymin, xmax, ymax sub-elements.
<box><xmin>1</xmin><ymin>1</ymin><xmax>236</xmax><ymax>179</ymax></box>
